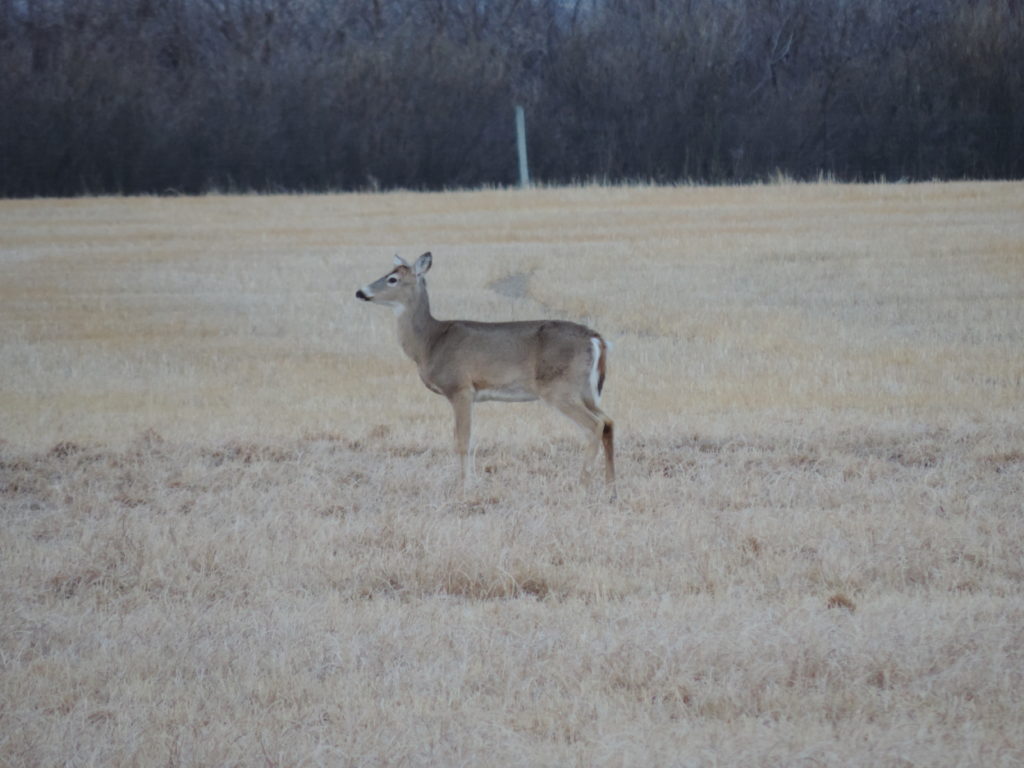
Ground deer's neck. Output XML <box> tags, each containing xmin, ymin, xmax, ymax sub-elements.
<box><xmin>396</xmin><ymin>284</ymin><xmax>443</xmax><ymax>368</ymax></box>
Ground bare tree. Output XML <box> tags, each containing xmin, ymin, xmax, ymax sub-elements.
<box><xmin>0</xmin><ymin>0</ymin><xmax>1020</xmax><ymax>196</ymax></box>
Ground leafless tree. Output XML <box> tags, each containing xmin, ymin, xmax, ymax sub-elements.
<box><xmin>0</xmin><ymin>0</ymin><xmax>1020</xmax><ymax>196</ymax></box>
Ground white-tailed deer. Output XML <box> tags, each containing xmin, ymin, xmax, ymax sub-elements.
<box><xmin>356</xmin><ymin>252</ymin><xmax>614</xmax><ymax>493</ymax></box>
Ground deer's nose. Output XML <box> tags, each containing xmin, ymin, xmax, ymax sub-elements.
<box><xmin>356</xmin><ymin>289</ymin><xmax>369</xmax><ymax>301</ymax></box>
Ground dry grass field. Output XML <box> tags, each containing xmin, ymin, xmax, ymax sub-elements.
<box><xmin>1</xmin><ymin>182</ymin><xmax>1023</xmax><ymax>766</ymax></box>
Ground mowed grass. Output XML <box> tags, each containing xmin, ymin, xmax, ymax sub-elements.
<box><xmin>1</xmin><ymin>182</ymin><xmax>1023</xmax><ymax>766</ymax></box>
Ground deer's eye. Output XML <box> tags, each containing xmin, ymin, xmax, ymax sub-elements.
<box><xmin>387</xmin><ymin>275</ymin><xmax>399</xmax><ymax>285</ymax></box>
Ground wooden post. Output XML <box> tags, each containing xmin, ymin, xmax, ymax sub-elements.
<box><xmin>515</xmin><ymin>105</ymin><xmax>530</xmax><ymax>188</ymax></box>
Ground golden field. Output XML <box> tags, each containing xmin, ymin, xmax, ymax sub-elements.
<box><xmin>1</xmin><ymin>182</ymin><xmax>1023</xmax><ymax>766</ymax></box>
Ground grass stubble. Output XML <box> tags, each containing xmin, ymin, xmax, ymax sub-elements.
<box><xmin>1</xmin><ymin>182</ymin><xmax>1023</xmax><ymax>766</ymax></box>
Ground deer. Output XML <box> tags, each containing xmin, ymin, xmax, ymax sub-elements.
<box><xmin>356</xmin><ymin>252</ymin><xmax>614</xmax><ymax>495</ymax></box>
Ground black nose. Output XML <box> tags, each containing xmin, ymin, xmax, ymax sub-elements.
<box><xmin>356</xmin><ymin>289</ymin><xmax>368</xmax><ymax>300</ymax></box>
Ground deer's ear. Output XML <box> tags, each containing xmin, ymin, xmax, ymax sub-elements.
<box><xmin>414</xmin><ymin>252</ymin><xmax>432</xmax><ymax>276</ymax></box>
<box><xmin>393</xmin><ymin>254</ymin><xmax>411</xmax><ymax>268</ymax></box>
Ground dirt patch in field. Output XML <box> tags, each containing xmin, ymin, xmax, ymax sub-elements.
<box><xmin>488</xmin><ymin>271</ymin><xmax>532</xmax><ymax>299</ymax></box>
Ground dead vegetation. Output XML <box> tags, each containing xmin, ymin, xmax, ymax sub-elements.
<box><xmin>1</xmin><ymin>182</ymin><xmax>1023</xmax><ymax>765</ymax></box>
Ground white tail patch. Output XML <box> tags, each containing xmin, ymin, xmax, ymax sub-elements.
<box><xmin>589</xmin><ymin>336</ymin><xmax>603</xmax><ymax>406</ymax></box>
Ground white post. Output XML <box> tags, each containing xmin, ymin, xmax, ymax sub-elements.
<box><xmin>515</xmin><ymin>105</ymin><xmax>530</xmax><ymax>188</ymax></box>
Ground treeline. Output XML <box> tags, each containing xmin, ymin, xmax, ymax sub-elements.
<box><xmin>1</xmin><ymin>0</ymin><xmax>1022</xmax><ymax>196</ymax></box>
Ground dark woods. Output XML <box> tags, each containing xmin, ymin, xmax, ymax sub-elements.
<box><xmin>2</xmin><ymin>0</ymin><xmax>1022</xmax><ymax>197</ymax></box>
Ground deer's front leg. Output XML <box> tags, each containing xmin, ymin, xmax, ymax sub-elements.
<box><xmin>449</xmin><ymin>389</ymin><xmax>474</xmax><ymax>490</ymax></box>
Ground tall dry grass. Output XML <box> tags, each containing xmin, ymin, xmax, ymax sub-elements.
<box><xmin>1</xmin><ymin>182</ymin><xmax>1023</xmax><ymax>766</ymax></box>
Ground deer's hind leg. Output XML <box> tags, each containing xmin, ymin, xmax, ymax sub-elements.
<box><xmin>547</xmin><ymin>393</ymin><xmax>615</xmax><ymax>488</ymax></box>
